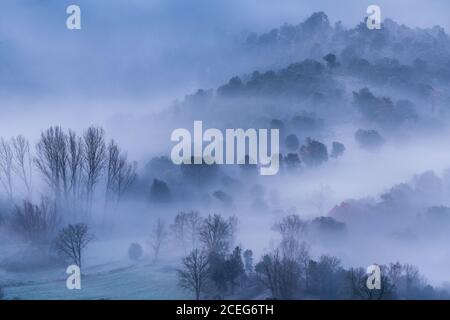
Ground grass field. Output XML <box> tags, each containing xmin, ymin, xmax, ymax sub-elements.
<box><xmin>2</xmin><ymin>262</ymin><xmax>190</xmax><ymax>300</ymax></box>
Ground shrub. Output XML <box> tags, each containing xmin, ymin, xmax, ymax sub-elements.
<box><xmin>128</xmin><ymin>242</ymin><xmax>143</xmax><ymax>261</ymax></box>
<box><xmin>10</xmin><ymin>198</ymin><xmax>60</xmax><ymax>243</ymax></box>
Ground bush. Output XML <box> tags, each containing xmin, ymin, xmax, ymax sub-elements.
<box><xmin>10</xmin><ymin>198</ymin><xmax>60</xmax><ymax>243</ymax></box>
<box><xmin>355</xmin><ymin>129</ymin><xmax>384</xmax><ymax>149</ymax></box>
<box><xmin>128</xmin><ymin>243</ymin><xmax>143</xmax><ymax>261</ymax></box>
<box><xmin>300</xmin><ymin>138</ymin><xmax>328</xmax><ymax>166</ymax></box>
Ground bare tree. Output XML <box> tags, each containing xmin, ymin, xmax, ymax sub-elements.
<box><xmin>67</xmin><ymin>130</ymin><xmax>84</xmax><ymax>209</ymax></box>
<box><xmin>53</xmin><ymin>223</ymin><xmax>94</xmax><ymax>269</ymax></box>
<box><xmin>11</xmin><ymin>135</ymin><xmax>32</xmax><ymax>197</ymax></box>
<box><xmin>228</xmin><ymin>215</ymin><xmax>238</xmax><ymax>248</ymax></box>
<box><xmin>186</xmin><ymin>211</ymin><xmax>201</xmax><ymax>249</ymax></box>
<box><xmin>116</xmin><ymin>159</ymin><xmax>136</xmax><ymax>202</ymax></box>
<box><xmin>35</xmin><ymin>127</ymin><xmax>69</xmax><ymax>206</ymax></box>
<box><xmin>171</xmin><ymin>211</ymin><xmax>202</xmax><ymax>253</ymax></box>
<box><xmin>272</xmin><ymin>214</ymin><xmax>305</xmax><ymax>240</ymax></box>
<box><xmin>272</xmin><ymin>214</ymin><xmax>306</xmax><ymax>260</ymax></box>
<box><xmin>404</xmin><ymin>264</ymin><xmax>421</xmax><ymax>297</ymax></box>
<box><xmin>199</xmin><ymin>214</ymin><xmax>232</xmax><ymax>254</ymax></box>
<box><xmin>105</xmin><ymin>140</ymin><xmax>120</xmax><ymax>203</ymax></box>
<box><xmin>83</xmin><ymin>127</ymin><xmax>106</xmax><ymax>210</ymax></box>
<box><xmin>348</xmin><ymin>266</ymin><xmax>394</xmax><ymax>300</ymax></box>
<box><xmin>148</xmin><ymin>218</ymin><xmax>168</xmax><ymax>260</ymax></box>
<box><xmin>106</xmin><ymin>140</ymin><xmax>136</xmax><ymax>205</ymax></box>
<box><xmin>255</xmin><ymin>249</ymin><xmax>301</xmax><ymax>299</ymax></box>
<box><xmin>387</xmin><ymin>262</ymin><xmax>403</xmax><ymax>293</ymax></box>
<box><xmin>10</xmin><ymin>198</ymin><xmax>60</xmax><ymax>243</ymax></box>
<box><xmin>0</xmin><ymin>138</ymin><xmax>14</xmax><ymax>200</ymax></box>
<box><xmin>177</xmin><ymin>249</ymin><xmax>209</xmax><ymax>300</ymax></box>
<box><xmin>171</xmin><ymin>212</ymin><xmax>189</xmax><ymax>253</ymax></box>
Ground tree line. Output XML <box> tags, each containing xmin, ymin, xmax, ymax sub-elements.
<box><xmin>176</xmin><ymin>212</ymin><xmax>449</xmax><ymax>300</ymax></box>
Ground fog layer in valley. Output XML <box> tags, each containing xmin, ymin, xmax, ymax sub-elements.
<box><xmin>2</xmin><ymin>1</ymin><xmax>450</xmax><ymax>300</ymax></box>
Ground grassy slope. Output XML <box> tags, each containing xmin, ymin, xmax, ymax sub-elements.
<box><xmin>3</xmin><ymin>263</ymin><xmax>190</xmax><ymax>300</ymax></box>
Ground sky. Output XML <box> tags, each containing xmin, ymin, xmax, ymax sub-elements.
<box><xmin>1</xmin><ymin>0</ymin><xmax>450</xmax><ymax>101</ymax></box>
<box><xmin>2</xmin><ymin>0</ymin><xmax>450</xmax><ymax>287</ymax></box>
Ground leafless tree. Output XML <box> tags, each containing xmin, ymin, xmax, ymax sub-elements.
<box><xmin>83</xmin><ymin>127</ymin><xmax>106</xmax><ymax>210</ymax></box>
<box><xmin>404</xmin><ymin>263</ymin><xmax>421</xmax><ymax>296</ymax></box>
<box><xmin>186</xmin><ymin>211</ymin><xmax>201</xmax><ymax>249</ymax></box>
<box><xmin>272</xmin><ymin>214</ymin><xmax>305</xmax><ymax>238</ymax></box>
<box><xmin>387</xmin><ymin>262</ymin><xmax>403</xmax><ymax>292</ymax></box>
<box><xmin>348</xmin><ymin>266</ymin><xmax>394</xmax><ymax>300</ymax></box>
<box><xmin>171</xmin><ymin>211</ymin><xmax>202</xmax><ymax>253</ymax></box>
<box><xmin>177</xmin><ymin>249</ymin><xmax>209</xmax><ymax>300</ymax></box>
<box><xmin>10</xmin><ymin>198</ymin><xmax>60</xmax><ymax>243</ymax></box>
<box><xmin>228</xmin><ymin>215</ymin><xmax>238</xmax><ymax>248</ymax></box>
<box><xmin>67</xmin><ymin>130</ymin><xmax>84</xmax><ymax>208</ymax></box>
<box><xmin>106</xmin><ymin>140</ymin><xmax>136</xmax><ymax>205</ymax></box>
<box><xmin>272</xmin><ymin>214</ymin><xmax>306</xmax><ymax>260</ymax></box>
<box><xmin>171</xmin><ymin>212</ymin><xmax>189</xmax><ymax>253</ymax></box>
<box><xmin>116</xmin><ymin>159</ymin><xmax>136</xmax><ymax>202</ymax></box>
<box><xmin>53</xmin><ymin>223</ymin><xmax>94</xmax><ymax>269</ymax></box>
<box><xmin>35</xmin><ymin>126</ymin><xmax>69</xmax><ymax>206</ymax></box>
<box><xmin>148</xmin><ymin>218</ymin><xmax>168</xmax><ymax>260</ymax></box>
<box><xmin>105</xmin><ymin>140</ymin><xmax>120</xmax><ymax>203</ymax></box>
<box><xmin>34</xmin><ymin>126</ymin><xmax>135</xmax><ymax>220</ymax></box>
<box><xmin>0</xmin><ymin>138</ymin><xmax>14</xmax><ymax>200</ymax></box>
<box><xmin>199</xmin><ymin>214</ymin><xmax>232</xmax><ymax>254</ymax></box>
<box><xmin>11</xmin><ymin>135</ymin><xmax>32</xmax><ymax>197</ymax></box>
<box><xmin>255</xmin><ymin>249</ymin><xmax>300</xmax><ymax>299</ymax></box>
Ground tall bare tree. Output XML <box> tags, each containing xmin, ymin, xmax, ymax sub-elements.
<box><xmin>272</xmin><ymin>214</ymin><xmax>306</xmax><ymax>261</ymax></box>
<box><xmin>148</xmin><ymin>218</ymin><xmax>168</xmax><ymax>260</ymax></box>
<box><xmin>0</xmin><ymin>138</ymin><xmax>14</xmax><ymax>201</ymax></box>
<box><xmin>171</xmin><ymin>212</ymin><xmax>189</xmax><ymax>253</ymax></box>
<box><xmin>178</xmin><ymin>249</ymin><xmax>210</xmax><ymax>300</ymax></box>
<box><xmin>11</xmin><ymin>135</ymin><xmax>32</xmax><ymax>198</ymax></box>
<box><xmin>67</xmin><ymin>130</ymin><xmax>84</xmax><ymax>208</ymax></box>
<box><xmin>105</xmin><ymin>140</ymin><xmax>136</xmax><ymax>205</ymax></box>
<box><xmin>199</xmin><ymin>214</ymin><xmax>232</xmax><ymax>254</ymax></box>
<box><xmin>105</xmin><ymin>139</ymin><xmax>120</xmax><ymax>202</ymax></box>
<box><xmin>172</xmin><ymin>211</ymin><xmax>202</xmax><ymax>252</ymax></box>
<box><xmin>35</xmin><ymin>126</ymin><xmax>69</xmax><ymax>207</ymax></box>
<box><xmin>83</xmin><ymin>127</ymin><xmax>106</xmax><ymax>211</ymax></box>
<box><xmin>116</xmin><ymin>158</ymin><xmax>136</xmax><ymax>202</ymax></box>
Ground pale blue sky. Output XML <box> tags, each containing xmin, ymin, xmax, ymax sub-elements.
<box><xmin>0</xmin><ymin>0</ymin><xmax>449</xmax><ymax>98</ymax></box>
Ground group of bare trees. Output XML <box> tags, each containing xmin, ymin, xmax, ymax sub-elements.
<box><xmin>0</xmin><ymin>135</ymin><xmax>32</xmax><ymax>201</ymax></box>
<box><xmin>176</xmin><ymin>213</ymin><xmax>243</xmax><ymax>300</ymax></box>
<box><xmin>170</xmin><ymin>211</ymin><xmax>202</xmax><ymax>253</ymax></box>
<box><xmin>250</xmin><ymin>213</ymin><xmax>434</xmax><ymax>300</ymax></box>
<box><xmin>348</xmin><ymin>262</ymin><xmax>425</xmax><ymax>300</ymax></box>
<box><xmin>10</xmin><ymin>198</ymin><xmax>60</xmax><ymax>243</ymax></box>
<box><xmin>0</xmin><ymin>126</ymin><xmax>137</xmax><ymax>222</ymax></box>
<box><xmin>34</xmin><ymin>126</ymin><xmax>136</xmax><ymax>218</ymax></box>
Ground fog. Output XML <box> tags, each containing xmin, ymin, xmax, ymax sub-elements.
<box><xmin>2</xmin><ymin>1</ymin><xmax>450</xmax><ymax>300</ymax></box>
